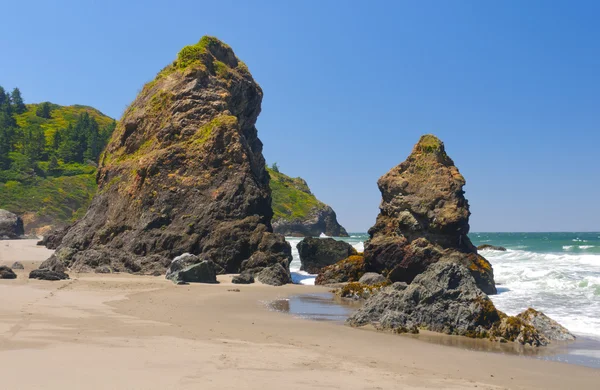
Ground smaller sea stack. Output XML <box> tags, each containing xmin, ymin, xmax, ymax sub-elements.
<box><xmin>364</xmin><ymin>135</ymin><xmax>496</xmax><ymax>294</ymax></box>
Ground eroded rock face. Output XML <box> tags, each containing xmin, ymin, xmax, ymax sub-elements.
<box><xmin>41</xmin><ymin>36</ymin><xmax>291</xmax><ymax>275</ymax></box>
<box><xmin>0</xmin><ymin>209</ymin><xmax>24</xmax><ymax>239</ymax></box>
<box><xmin>272</xmin><ymin>206</ymin><xmax>348</xmax><ymax>237</ymax></box>
<box><xmin>297</xmin><ymin>237</ymin><xmax>356</xmax><ymax>274</ymax></box>
<box><xmin>364</xmin><ymin>135</ymin><xmax>496</xmax><ymax>295</ymax></box>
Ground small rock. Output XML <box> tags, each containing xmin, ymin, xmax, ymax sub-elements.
<box><xmin>232</xmin><ymin>273</ymin><xmax>255</xmax><ymax>284</ymax></box>
<box><xmin>11</xmin><ymin>261</ymin><xmax>24</xmax><ymax>270</ymax></box>
<box><xmin>95</xmin><ymin>266</ymin><xmax>112</xmax><ymax>274</ymax></box>
<box><xmin>0</xmin><ymin>265</ymin><xmax>17</xmax><ymax>279</ymax></box>
<box><xmin>358</xmin><ymin>272</ymin><xmax>387</xmax><ymax>286</ymax></box>
<box><xmin>516</xmin><ymin>308</ymin><xmax>576</xmax><ymax>342</ymax></box>
<box><xmin>29</xmin><ymin>269</ymin><xmax>69</xmax><ymax>281</ymax></box>
<box><xmin>166</xmin><ymin>254</ymin><xmax>217</xmax><ymax>284</ymax></box>
<box><xmin>257</xmin><ymin>263</ymin><xmax>291</xmax><ymax>286</ymax></box>
<box><xmin>477</xmin><ymin>244</ymin><xmax>507</xmax><ymax>252</ymax></box>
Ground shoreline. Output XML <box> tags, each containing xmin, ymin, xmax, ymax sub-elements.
<box><xmin>1</xmin><ymin>240</ymin><xmax>599</xmax><ymax>389</ymax></box>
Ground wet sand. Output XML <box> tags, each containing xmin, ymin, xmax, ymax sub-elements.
<box><xmin>0</xmin><ymin>240</ymin><xmax>599</xmax><ymax>389</ymax></box>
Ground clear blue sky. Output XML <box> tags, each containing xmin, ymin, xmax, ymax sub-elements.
<box><xmin>1</xmin><ymin>0</ymin><xmax>598</xmax><ymax>232</ymax></box>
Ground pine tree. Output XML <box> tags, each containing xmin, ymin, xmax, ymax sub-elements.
<box><xmin>11</xmin><ymin>88</ymin><xmax>26</xmax><ymax>114</ymax></box>
<box><xmin>36</xmin><ymin>102</ymin><xmax>52</xmax><ymax>119</ymax></box>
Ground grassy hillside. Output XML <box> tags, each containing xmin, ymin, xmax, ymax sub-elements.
<box><xmin>15</xmin><ymin>103</ymin><xmax>114</xmax><ymax>144</ymax></box>
<box><xmin>0</xmin><ymin>100</ymin><xmax>115</xmax><ymax>234</ymax></box>
<box><xmin>267</xmin><ymin>167</ymin><xmax>325</xmax><ymax>222</ymax></box>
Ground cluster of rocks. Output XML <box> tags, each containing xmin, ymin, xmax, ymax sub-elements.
<box><xmin>0</xmin><ymin>209</ymin><xmax>24</xmax><ymax>240</ymax></box>
<box><xmin>348</xmin><ymin>261</ymin><xmax>574</xmax><ymax>345</ymax></box>
<box><xmin>306</xmin><ymin>135</ymin><xmax>574</xmax><ymax>347</ymax></box>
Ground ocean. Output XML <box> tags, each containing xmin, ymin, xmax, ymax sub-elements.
<box><xmin>287</xmin><ymin>232</ymin><xmax>600</xmax><ymax>340</ymax></box>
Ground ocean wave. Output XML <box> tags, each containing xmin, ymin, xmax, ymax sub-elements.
<box><xmin>580</xmin><ymin>245</ymin><xmax>595</xmax><ymax>250</ymax></box>
<box><xmin>487</xmin><ymin>248</ymin><xmax>600</xmax><ymax>337</ymax></box>
<box><xmin>353</xmin><ymin>242</ymin><xmax>364</xmax><ymax>253</ymax></box>
<box><xmin>563</xmin><ymin>245</ymin><xmax>574</xmax><ymax>250</ymax></box>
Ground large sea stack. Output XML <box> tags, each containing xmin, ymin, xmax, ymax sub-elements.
<box><xmin>364</xmin><ymin>135</ymin><xmax>496</xmax><ymax>294</ymax></box>
<box><xmin>40</xmin><ymin>36</ymin><xmax>291</xmax><ymax>279</ymax></box>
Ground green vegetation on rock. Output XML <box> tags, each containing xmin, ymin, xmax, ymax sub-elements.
<box><xmin>267</xmin><ymin>167</ymin><xmax>324</xmax><ymax>222</ymax></box>
<box><xmin>0</xmin><ymin>85</ymin><xmax>115</xmax><ymax>232</ymax></box>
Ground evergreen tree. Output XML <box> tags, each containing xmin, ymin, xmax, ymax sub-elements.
<box><xmin>36</xmin><ymin>102</ymin><xmax>52</xmax><ymax>119</ymax></box>
<box><xmin>10</xmin><ymin>88</ymin><xmax>26</xmax><ymax>114</ymax></box>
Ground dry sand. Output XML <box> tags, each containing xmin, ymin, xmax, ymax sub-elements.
<box><xmin>0</xmin><ymin>240</ymin><xmax>598</xmax><ymax>389</ymax></box>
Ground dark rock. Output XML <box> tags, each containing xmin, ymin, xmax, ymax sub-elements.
<box><xmin>11</xmin><ymin>261</ymin><xmax>24</xmax><ymax>270</ymax></box>
<box><xmin>165</xmin><ymin>253</ymin><xmax>217</xmax><ymax>284</ymax></box>
<box><xmin>257</xmin><ymin>263</ymin><xmax>290</xmax><ymax>286</ymax></box>
<box><xmin>516</xmin><ymin>308</ymin><xmax>576</xmax><ymax>342</ymax></box>
<box><xmin>297</xmin><ymin>237</ymin><xmax>357</xmax><ymax>274</ymax></box>
<box><xmin>348</xmin><ymin>262</ymin><xmax>501</xmax><ymax>337</ymax></box>
<box><xmin>39</xmin><ymin>254</ymin><xmax>68</xmax><ymax>273</ymax></box>
<box><xmin>348</xmin><ymin>262</ymin><xmax>563</xmax><ymax>347</ymax></box>
<box><xmin>0</xmin><ymin>265</ymin><xmax>17</xmax><ymax>279</ymax></box>
<box><xmin>95</xmin><ymin>266</ymin><xmax>112</xmax><ymax>274</ymax></box>
<box><xmin>29</xmin><ymin>269</ymin><xmax>69</xmax><ymax>281</ymax></box>
<box><xmin>0</xmin><ymin>209</ymin><xmax>25</xmax><ymax>239</ymax></box>
<box><xmin>232</xmin><ymin>272</ymin><xmax>255</xmax><ymax>284</ymax></box>
<box><xmin>364</xmin><ymin>135</ymin><xmax>496</xmax><ymax>295</ymax></box>
<box><xmin>315</xmin><ymin>255</ymin><xmax>366</xmax><ymax>285</ymax></box>
<box><xmin>477</xmin><ymin>244</ymin><xmax>507</xmax><ymax>252</ymax></box>
<box><xmin>37</xmin><ymin>225</ymin><xmax>71</xmax><ymax>249</ymax></box>
<box><xmin>358</xmin><ymin>272</ymin><xmax>387</xmax><ymax>286</ymax></box>
<box><xmin>41</xmin><ymin>36</ymin><xmax>291</xmax><ymax>276</ymax></box>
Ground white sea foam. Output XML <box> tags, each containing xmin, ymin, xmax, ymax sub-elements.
<box><xmin>580</xmin><ymin>245</ymin><xmax>595</xmax><ymax>250</ymax></box>
<box><xmin>319</xmin><ymin>232</ymin><xmax>330</xmax><ymax>238</ymax></box>
<box><xmin>487</xmin><ymin>249</ymin><xmax>600</xmax><ymax>338</ymax></box>
<box><xmin>563</xmin><ymin>245</ymin><xmax>574</xmax><ymax>250</ymax></box>
<box><xmin>353</xmin><ymin>242</ymin><xmax>364</xmax><ymax>253</ymax></box>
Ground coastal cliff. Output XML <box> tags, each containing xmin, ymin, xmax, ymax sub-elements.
<box><xmin>364</xmin><ymin>134</ymin><xmax>496</xmax><ymax>294</ymax></box>
<box><xmin>39</xmin><ymin>36</ymin><xmax>291</xmax><ymax>278</ymax></box>
<box><xmin>268</xmin><ymin>167</ymin><xmax>348</xmax><ymax>237</ymax></box>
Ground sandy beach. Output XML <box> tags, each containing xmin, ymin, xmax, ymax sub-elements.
<box><xmin>0</xmin><ymin>240</ymin><xmax>598</xmax><ymax>389</ymax></box>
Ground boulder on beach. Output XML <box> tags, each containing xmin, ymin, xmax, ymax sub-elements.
<box><xmin>11</xmin><ymin>261</ymin><xmax>24</xmax><ymax>270</ymax></box>
<box><xmin>348</xmin><ymin>261</ymin><xmax>572</xmax><ymax>346</ymax></box>
<box><xmin>297</xmin><ymin>237</ymin><xmax>357</xmax><ymax>274</ymax></box>
<box><xmin>348</xmin><ymin>262</ymin><xmax>501</xmax><ymax>336</ymax></box>
<box><xmin>165</xmin><ymin>253</ymin><xmax>217</xmax><ymax>284</ymax></box>
<box><xmin>516</xmin><ymin>308</ymin><xmax>575</xmax><ymax>342</ymax></box>
<box><xmin>363</xmin><ymin>135</ymin><xmax>496</xmax><ymax>295</ymax></box>
<box><xmin>257</xmin><ymin>263</ymin><xmax>291</xmax><ymax>286</ymax></box>
<box><xmin>0</xmin><ymin>265</ymin><xmax>17</xmax><ymax>279</ymax></box>
<box><xmin>0</xmin><ymin>209</ymin><xmax>25</xmax><ymax>240</ymax></box>
<box><xmin>29</xmin><ymin>269</ymin><xmax>69</xmax><ymax>281</ymax></box>
<box><xmin>315</xmin><ymin>255</ymin><xmax>367</xmax><ymax>285</ymax></box>
<box><xmin>477</xmin><ymin>244</ymin><xmax>507</xmax><ymax>252</ymax></box>
<box><xmin>232</xmin><ymin>272</ymin><xmax>255</xmax><ymax>284</ymax></box>
<box><xmin>39</xmin><ymin>36</ymin><xmax>292</xmax><ymax>277</ymax></box>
